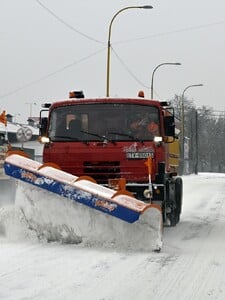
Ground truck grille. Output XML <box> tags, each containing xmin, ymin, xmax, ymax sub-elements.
<box><xmin>83</xmin><ymin>161</ymin><xmax>120</xmax><ymax>183</ymax></box>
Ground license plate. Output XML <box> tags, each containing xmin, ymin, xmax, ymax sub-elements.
<box><xmin>126</xmin><ymin>152</ymin><xmax>154</xmax><ymax>159</ymax></box>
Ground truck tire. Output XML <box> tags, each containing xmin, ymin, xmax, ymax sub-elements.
<box><xmin>166</xmin><ymin>180</ymin><xmax>177</xmax><ymax>227</ymax></box>
<box><xmin>175</xmin><ymin>177</ymin><xmax>183</xmax><ymax>223</ymax></box>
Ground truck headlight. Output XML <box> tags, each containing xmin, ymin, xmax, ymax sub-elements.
<box><xmin>154</xmin><ymin>136</ymin><xmax>163</xmax><ymax>143</ymax></box>
<box><xmin>38</xmin><ymin>136</ymin><xmax>50</xmax><ymax>144</ymax></box>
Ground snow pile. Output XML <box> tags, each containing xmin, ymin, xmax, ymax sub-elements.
<box><xmin>0</xmin><ymin>205</ymin><xmax>38</xmax><ymax>242</ymax></box>
<box><xmin>0</xmin><ymin>179</ymin><xmax>16</xmax><ymax>206</ymax></box>
<box><xmin>1</xmin><ymin>181</ymin><xmax>162</xmax><ymax>251</ymax></box>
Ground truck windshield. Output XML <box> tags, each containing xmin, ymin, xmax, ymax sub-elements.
<box><xmin>48</xmin><ymin>103</ymin><xmax>160</xmax><ymax>142</ymax></box>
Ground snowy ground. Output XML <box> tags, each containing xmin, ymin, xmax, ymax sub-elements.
<box><xmin>1</xmin><ymin>173</ymin><xmax>225</xmax><ymax>300</ymax></box>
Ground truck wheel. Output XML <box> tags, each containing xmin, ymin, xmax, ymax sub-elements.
<box><xmin>166</xmin><ymin>180</ymin><xmax>177</xmax><ymax>227</ymax></box>
<box><xmin>175</xmin><ymin>177</ymin><xmax>183</xmax><ymax>223</ymax></box>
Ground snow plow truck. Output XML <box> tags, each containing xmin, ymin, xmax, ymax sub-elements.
<box><xmin>4</xmin><ymin>91</ymin><xmax>182</xmax><ymax>251</ymax></box>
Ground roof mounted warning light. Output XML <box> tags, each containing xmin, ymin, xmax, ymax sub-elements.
<box><xmin>138</xmin><ymin>90</ymin><xmax>145</xmax><ymax>98</ymax></box>
<box><xmin>69</xmin><ymin>90</ymin><xmax>85</xmax><ymax>99</ymax></box>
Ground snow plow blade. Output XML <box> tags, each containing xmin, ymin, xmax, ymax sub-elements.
<box><xmin>4</xmin><ymin>153</ymin><xmax>163</xmax><ymax>251</ymax></box>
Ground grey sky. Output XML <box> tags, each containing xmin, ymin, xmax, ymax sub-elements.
<box><xmin>1</xmin><ymin>0</ymin><xmax>225</xmax><ymax>122</ymax></box>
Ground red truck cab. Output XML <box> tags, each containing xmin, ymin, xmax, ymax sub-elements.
<box><xmin>39</xmin><ymin>96</ymin><xmax>182</xmax><ymax>225</ymax></box>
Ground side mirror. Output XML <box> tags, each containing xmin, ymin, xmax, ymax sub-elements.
<box><xmin>39</xmin><ymin>117</ymin><xmax>48</xmax><ymax>136</ymax></box>
<box><xmin>164</xmin><ymin>115</ymin><xmax>175</xmax><ymax>137</ymax></box>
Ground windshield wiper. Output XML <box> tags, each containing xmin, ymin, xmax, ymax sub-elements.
<box><xmin>81</xmin><ymin>130</ymin><xmax>116</xmax><ymax>145</ymax></box>
<box><xmin>52</xmin><ymin>135</ymin><xmax>78</xmax><ymax>141</ymax></box>
<box><xmin>108</xmin><ymin>132</ymin><xmax>144</xmax><ymax>143</ymax></box>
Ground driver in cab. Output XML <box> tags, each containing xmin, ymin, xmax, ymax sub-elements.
<box><xmin>129</xmin><ymin>113</ymin><xmax>159</xmax><ymax>139</ymax></box>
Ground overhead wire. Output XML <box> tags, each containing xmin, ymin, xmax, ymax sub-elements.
<box><xmin>2</xmin><ymin>13</ymin><xmax>224</xmax><ymax>99</ymax></box>
<box><xmin>114</xmin><ymin>19</ymin><xmax>225</xmax><ymax>45</ymax></box>
<box><xmin>0</xmin><ymin>47</ymin><xmax>106</xmax><ymax>99</ymax></box>
<box><xmin>35</xmin><ymin>0</ymin><xmax>104</xmax><ymax>45</ymax></box>
<box><xmin>111</xmin><ymin>47</ymin><xmax>150</xmax><ymax>89</ymax></box>
<box><xmin>111</xmin><ymin>47</ymin><xmax>161</xmax><ymax>98</ymax></box>
<box><xmin>110</xmin><ymin>20</ymin><xmax>225</xmax><ymax>98</ymax></box>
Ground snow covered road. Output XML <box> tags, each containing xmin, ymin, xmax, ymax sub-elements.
<box><xmin>1</xmin><ymin>173</ymin><xmax>225</xmax><ymax>300</ymax></box>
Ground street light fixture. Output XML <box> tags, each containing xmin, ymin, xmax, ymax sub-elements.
<box><xmin>181</xmin><ymin>84</ymin><xmax>203</xmax><ymax>174</ymax></box>
<box><xmin>150</xmin><ymin>62</ymin><xmax>181</xmax><ymax>99</ymax></box>
<box><xmin>106</xmin><ymin>5</ymin><xmax>153</xmax><ymax>97</ymax></box>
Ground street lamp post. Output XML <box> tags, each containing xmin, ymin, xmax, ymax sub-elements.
<box><xmin>13</xmin><ymin>113</ymin><xmax>21</xmax><ymax>123</ymax></box>
<box><xmin>150</xmin><ymin>62</ymin><xmax>181</xmax><ymax>99</ymax></box>
<box><xmin>181</xmin><ymin>84</ymin><xmax>203</xmax><ymax>174</ymax></box>
<box><xmin>25</xmin><ymin>102</ymin><xmax>37</xmax><ymax>118</ymax></box>
<box><xmin>195</xmin><ymin>109</ymin><xmax>199</xmax><ymax>175</ymax></box>
<box><xmin>106</xmin><ymin>5</ymin><xmax>153</xmax><ymax>97</ymax></box>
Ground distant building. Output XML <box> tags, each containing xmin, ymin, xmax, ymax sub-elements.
<box><xmin>27</xmin><ymin>117</ymin><xmax>40</xmax><ymax>127</ymax></box>
<box><xmin>6</xmin><ymin>114</ymin><xmax>13</xmax><ymax>123</ymax></box>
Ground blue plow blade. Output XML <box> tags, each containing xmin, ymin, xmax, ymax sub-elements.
<box><xmin>4</xmin><ymin>153</ymin><xmax>161</xmax><ymax>224</ymax></box>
